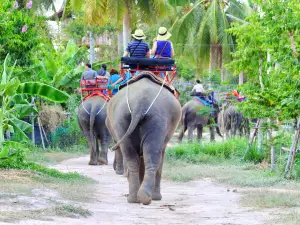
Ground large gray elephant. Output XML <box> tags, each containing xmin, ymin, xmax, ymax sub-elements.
<box><xmin>78</xmin><ymin>96</ymin><xmax>111</xmax><ymax>165</ymax></box>
<box><xmin>106</xmin><ymin>76</ymin><xmax>181</xmax><ymax>205</ymax></box>
<box><xmin>222</xmin><ymin>104</ymin><xmax>250</xmax><ymax>138</ymax></box>
<box><xmin>177</xmin><ymin>98</ymin><xmax>222</xmax><ymax>142</ymax></box>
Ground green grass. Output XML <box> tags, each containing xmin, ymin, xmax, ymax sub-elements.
<box><xmin>241</xmin><ymin>190</ymin><xmax>300</xmax><ymax>208</ymax></box>
<box><xmin>27</xmin><ymin>145</ymin><xmax>88</xmax><ymax>165</ymax></box>
<box><xmin>166</xmin><ymin>138</ymin><xmax>264</xmax><ymax>164</ymax></box>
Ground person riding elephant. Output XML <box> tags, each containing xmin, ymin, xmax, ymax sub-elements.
<box><xmin>78</xmin><ymin>96</ymin><xmax>111</xmax><ymax>165</ymax></box>
<box><xmin>107</xmin><ymin>69</ymin><xmax>123</xmax><ymax>95</ymax></box>
<box><xmin>123</xmin><ymin>29</ymin><xmax>150</xmax><ymax>58</ymax></box>
<box><xmin>151</xmin><ymin>27</ymin><xmax>175</xmax><ymax>59</ymax></box>
<box><xmin>177</xmin><ymin>97</ymin><xmax>223</xmax><ymax>142</ymax></box>
<box><xmin>106</xmin><ymin>74</ymin><xmax>181</xmax><ymax>205</ymax></box>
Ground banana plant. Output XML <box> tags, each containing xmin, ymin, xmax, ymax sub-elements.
<box><xmin>0</xmin><ymin>54</ymin><xmax>70</xmax><ymax>159</ymax></box>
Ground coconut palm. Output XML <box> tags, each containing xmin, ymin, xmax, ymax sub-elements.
<box><xmin>62</xmin><ymin>0</ymin><xmax>171</xmax><ymax>51</ymax></box>
<box><xmin>171</xmin><ymin>0</ymin><xmax>252</xmax><ymax>78</ymax></box>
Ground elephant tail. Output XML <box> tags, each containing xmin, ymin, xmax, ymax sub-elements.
<box><xmin>111</xmin><ymin>110</ymin><xmax>144</xmax><ymax>151</ymax></box>
<box><xmin>89</xmin><ymin>105</ymin><xmax>98</xmax><ymax>140</ymax></box>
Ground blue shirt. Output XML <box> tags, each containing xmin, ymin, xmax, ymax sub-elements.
<box><xmin>155</xmin><ymin>41</ymin><xmax>172</xmax><ymax>58</ymax></box>
<box><xmin>108</xmin><ymin>74</ymin><xmax>122</xmax><ymax>95</ymax></box>
<box><xmin>126</xmin><ymin>40</ymin><xmax>149</xmax><ymax>58</ymax></box>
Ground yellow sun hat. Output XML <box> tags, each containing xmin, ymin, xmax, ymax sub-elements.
<box><xmin>132</xmin><ymin>29</ymin><xmax>146</xmax><ymax>40</ymax></box>
<box><xmin>156</xmin><ymin>27</ymin><xmax>172</xmax><ymax>41</ymax></box>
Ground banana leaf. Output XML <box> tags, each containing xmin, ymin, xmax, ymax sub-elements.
<box><xmin>13</xmin><ymin>104</ymin><xmax>37</xmax><ymax>117</ymax></box>
<box><xmin>17</xmin><ymin>82</ymin><xmax>70</xmax><ymax>103</ymax></box>
<box><xmin>9</xmin><ymin>121</ymin><xmax>30</xmax><ymax>142</ymax></box>
<box><xmin>4</xmin><ymin>77</ymin><xmax>20</xmax><ymax>96</ymax></box>
<box><xmin>0</xmin><ymin>146</ymin><xmax>9</xmax><ymax>159</ymax></box>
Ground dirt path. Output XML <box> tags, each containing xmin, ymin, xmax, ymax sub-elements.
<box><xmin>9</xmin><ymin>153</ymin><xmax>276</xmax><ymax>225</ymax></box>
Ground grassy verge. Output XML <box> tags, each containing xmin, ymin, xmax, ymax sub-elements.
<box><xmin>163</xmin><ymin>138</ymin><xmax>300</xmax><ymax>224</ymax></box>
<box><xmin>27</xmin><ymin>144</ymin><xmax>88</xmax><ymax>166</ymax></box>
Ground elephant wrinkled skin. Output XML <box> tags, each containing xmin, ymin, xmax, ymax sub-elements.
<box><xmin>78</xmin><ymin>96</ymin><xmax>111</xmax><ymax>165</ymax></box>
<box><xmin>106</xmin><ymin>78</ymin><xmax>181</xmax><ymax>205</ymax></box>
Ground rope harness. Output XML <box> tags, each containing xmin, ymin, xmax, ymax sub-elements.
<box><xmin>126</xmin><ymin>72</ymin><xmax>167</xmax><ymax>115</ymax></box>
<box><xmin>80</xmin><ymin>88</ymin><xmax>107</xmax><ymax>116</ymax></box>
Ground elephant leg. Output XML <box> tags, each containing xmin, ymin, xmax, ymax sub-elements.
<box><xmin>120</xmin><ymin>143</ymin><xmax>140</xmax><ymax>203</ymax></box>
<box><xmin>197</xmin><ymin>125</ymin><xmax>203</xmax><ymax>141</ymax></box>
<box><xmin>139</xmin><ymin>156</ymin><xmax>145</xmax><ymax>184</ymax></box>
<box><xmin>138</xmin><ymin>134</ymin><xmax>164</xmax><ymax>205</ymax></box>
<box><xmin>114</xmin><ymin>148</ymin><xmax>124</xmax><ymax>175</ymax></box>
<box><xmin>209</xmin><ymin>125</ymin><xmax>215</xmax><ymax>142</ymax></box>
<box><xmin>88</xmin><ymin>136</ymin><xmax>98</xmax><ymax>165</ymax></box>
<box><xmin>106</xmin><ymin>119</ymin><xmax>124</xmax><ymax>174</ymax></box>
<box><xmin>187</xmin><ymin>126</ymin><xmax>195</xmax><ymax>142</ymax></box>
<box><xmin>98</xmin><ymin>133</ymin><xmax>110</xmax><ymax>165</ymax></box>
<box><xmin>177</xmin><ymin>126</ymin><xmax>187</xmax><ymax>143</ymax></box>
<box><xmin>153</xmin><ymin>147</ymin><xmax>166</xmax><ymax>201</ymax></box>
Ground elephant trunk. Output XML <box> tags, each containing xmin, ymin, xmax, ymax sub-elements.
<box><xmin>111</xmin><ymin>110</ymin><xmax>145</xmax><ymax>151</ymax></box>
<box><xmin>214</xmin><ymin>117</ymin><xmax>223</xmax><ymax>138</ymax></box>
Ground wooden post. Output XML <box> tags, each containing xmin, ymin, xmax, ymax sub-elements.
<box><xmin>285</xmin><ymin>119</ymin><xmax>300</xmax><ymax>178</ymax></box>
<box><xmin>31</xmin><ymin>97</ymin><xmax>35</xmax><ymax>145</ymax></box>
<box><xmin>244</xmin><ymin>120</ymin><xmax>261</xmax><ymax>158</ymax></box>
<box><xmin>37</xmin><ymin>117</ymin><xmax>46</xmax><ymax>150</ymax></box>
<box><xmin>267</xmin><ymin>119</ymin><xmax>276</xmax><ymax>172</ymax></box>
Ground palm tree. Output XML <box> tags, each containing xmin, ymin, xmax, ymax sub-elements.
<box><xmin>62</xmin><ymin>0</ymin><xmax>171</xmax><ymax>51</ymax></box>
<box><xmin>171</xmin><ymin>0</ymin><xmax>251</xmax><ymax>79</ymax></box>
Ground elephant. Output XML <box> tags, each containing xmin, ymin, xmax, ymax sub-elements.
<box><xmin>177</xmin><ymin>98</ymin><xmax>223</xmax><ymax>142</ymax></box>
<box><xmin>221</xmin><ymin>104</ymin><xmax>250</xmax><ymax>138</ymax></box>
<box><xmin>106</xmin><ymin>77</ymin><xmax>181</xmax><ymax>205</ymax></box>
<box><xmin>78</xmin><ymin>96</ymin><xmax>111</xmax><ymax>165</ymax></box>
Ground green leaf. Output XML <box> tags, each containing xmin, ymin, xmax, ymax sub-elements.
<box><xmin>17</xmin><ymin>82</ymin><xmax>70</xmax><ymax>103</ymax></box>
<box><xmin>0</xmin><ymin>146</ymin><xmax>9</xmax><ymax>159</ymax></box>
<box><xmin>4</xmin><ymin>77</ymin><xmax>20</xmax><ymax>96</ymax></box>
<box><xmin>10</xmin><ymin>117</ymin><xmax>32</xmax><ymax>133</ymax></box>
<box><xmin>13</xmin><ymin>104</ymin><xmax>37</xmax><ymax>117</ymax></box>
<box><xmin>9</xmin><ymin>122</ymin><xmax>30</xmax><ymax>142</ymax></box>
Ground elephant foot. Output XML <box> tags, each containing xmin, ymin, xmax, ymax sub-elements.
<box><xmin>127</xmin><ymin>194</ymin><xmax>140</xmax><ymax>203</ymax></box>
<box><xmin>152</xmin><ymin>192</ymin><xmax>162</xmax><ymax>201</ymax></box>
<box><xmin>115</xmin><ymin>168</ymin><xmax>124</xmax><ymax>175</ymax></box>
<box><xmin>88</xmin><ymin>160</ymin><xmax>98</xmax><ymax>165</ymax></box>
<box><xmin>98</xmin><ymin>157</ymin><xmax>108</xmax><ymax>165</ymax></box>
<box><xmin>137</xmin><ymin>189</ymin><xmax>152</xmax><ymax>205</ymax></box>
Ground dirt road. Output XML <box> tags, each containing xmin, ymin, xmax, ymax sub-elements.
<box><xmin>8</xmin><ymin>153</ymin><xmax>275</xmax><ymax>225</ymax></box>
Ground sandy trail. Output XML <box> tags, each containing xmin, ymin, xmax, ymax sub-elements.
<box><xmin>8</xmin><ymin>153</ymin><xmax>275</xmax><ymax>225</ymax></box>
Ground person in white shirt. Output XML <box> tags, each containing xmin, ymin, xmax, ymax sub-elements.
<box><xmin>192</xmin><ymin>80</ymin><xmax>206</xmax><ymax>96</ymax></box>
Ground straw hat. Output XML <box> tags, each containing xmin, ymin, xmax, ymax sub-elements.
<box><xmin>156</xmin><ymin>27</ymin><xmax>171</xmax><ymax>41</ymax></box>
<box><xmin>132</xmin><ymin>29</ymin><xmax>146</xmax><ymax>40</ymax></box>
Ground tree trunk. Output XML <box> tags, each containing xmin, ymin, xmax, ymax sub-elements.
<box><xmin>89</xmin><ymin>31</ymin><xmax>95</xmax><ymax>65</ymax></box>
<box><xmin>118</xmin><ymin>31</ymin><xmax>123</xmax><ymax>56</ymax></box>
<box><xmin>122</xmin><ymin>11</ymin><xmax>130</xmax><ymax>51</ymax></box>
<box><xmin>267</xmin><ymin>119</ymin><xmax>276</xmax><ymax>172</ymax></box>
<box><xmin>257</xmin><ymin>120</ymin><xmax>263</xmax><ymax>152</ymax></box>
<box><xmin>239</xmin><ymin>72</ymin><xmax>244</xmax><ymax>85</ymax></box>
<box><xmin>209</xmin><ymin>43</ymin><xmax>222</xmax><ymax>73</ymax></box>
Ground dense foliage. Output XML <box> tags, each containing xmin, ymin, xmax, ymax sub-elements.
<box><xmin>0</xmin><ymin>0</ymin><xmax>49</xmax><ymax>67</ymax></box>
<box><xmin>228</xmin><ymin>0</ymin><xmax>300</xmax><ymax>120</ymax></box>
